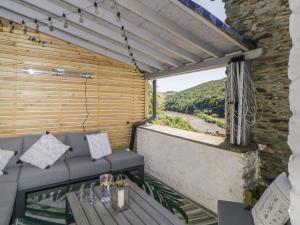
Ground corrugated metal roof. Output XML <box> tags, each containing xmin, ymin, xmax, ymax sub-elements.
<box><xmin>0</xmin><ymin>0</ymin><xmax>260</xmax><ymax>79</ymax></box>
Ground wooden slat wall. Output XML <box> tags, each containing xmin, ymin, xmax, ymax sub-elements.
<box><xmin>0</xmin><ymin>19</ymin><xmax>146</xmax><ymax>149</ymax></box>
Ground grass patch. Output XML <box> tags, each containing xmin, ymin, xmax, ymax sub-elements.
<box><xmin>196</xmin><ymin>113</ymin><xmax>226</xmax><ymax>129</ymax></box>
<box><xmin>153</xmin><ymin>115</ymin><xmax>198</xmax><ymax>132</ymax></box>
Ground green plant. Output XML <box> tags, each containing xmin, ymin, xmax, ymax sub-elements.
<box><xmin>196</xmin><ymin>113</ymin><xmax>226</xmax><ymax>128</ymax></box>
<box><xmin>153</xmin><ymin>115</ymin><xmax>198</xmax><ymax>132</ymax></box>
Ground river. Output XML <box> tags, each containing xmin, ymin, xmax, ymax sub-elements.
<box><xmin>164</xmin><ymin>111</ymin><xmax>226</xmax><ymax>135</ymax></box>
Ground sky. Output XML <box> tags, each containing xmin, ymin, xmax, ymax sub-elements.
<box><xmin>157</xmin><ymin>0</ymin><xmax>227</xmax><ymax>92</ymax></box>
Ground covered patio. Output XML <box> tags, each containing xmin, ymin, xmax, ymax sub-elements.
<box><xmin>0</xmin><ymin>0</ymin><xmax>298</xmax><ymax>225</ymax></box>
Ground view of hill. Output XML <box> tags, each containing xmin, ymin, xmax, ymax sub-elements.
<box><xmin>164</xmin><ymin>78</ymin><xmax>226</xmax><ymax>117</ymax></box>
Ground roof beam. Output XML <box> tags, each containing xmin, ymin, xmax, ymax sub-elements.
<box><xmin>62</xmin><ymin>0</ymin><xmax>201</xmax><ymax>63</ymax></box>
<box><xmin>2</xmin><ymin>0</ymin><xmax>166</xmax><ymax>71</ymax></box>
<box><xmin>116</xmin><ymin>0</ymin><xmax>224</xmax><ymax>58</ymax></box>
<box><xmin>145</xmin><ymin>48</ymin><xmax>263</xmax><ymax>79</ymax></box>
<box><xmin>0</xmin><ymin>7</ymin><xmax>155</xmax><ymax>73</ymax></box>
<box><xmin>19</xmin><ymin>0</ymin><xmax>181</xmax><ymax>68</ymax></box>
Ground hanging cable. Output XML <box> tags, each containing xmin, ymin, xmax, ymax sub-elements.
<box><xmin>82</xmin><ymin>77</ymin><xmax>89</xmax><ymax>136</ymax></box>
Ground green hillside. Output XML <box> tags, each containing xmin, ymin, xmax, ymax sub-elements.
<box><xmin>164</xmin><ymin>78</ymin><xmax>226</xmax><ymax>117</ymax></box>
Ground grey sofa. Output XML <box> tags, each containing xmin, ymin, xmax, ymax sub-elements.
<box><xmin>218</xmin><ymin>200</ymin><xmax>292</xmax><ymax>225</ymax></box>
<box><xmin>0</xmin><ymin>131</ymin><xmax>144</xmax><ymax>224</ymax></box>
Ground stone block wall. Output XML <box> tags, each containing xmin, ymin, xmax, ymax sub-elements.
<box><xmin>223</xmin><ymin>0</ymin><xmax>292</xmax><ymax>186</ymax></box>
<box><xmin>288</xmin><ymin>0</ymin><xmax>300</xmax><ymax>223</ymax></box>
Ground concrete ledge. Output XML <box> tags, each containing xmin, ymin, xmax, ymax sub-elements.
<box><xmin>139</xmin><ymin>124</ymin><xmax>256</xmax><ymax>153</ymax></box>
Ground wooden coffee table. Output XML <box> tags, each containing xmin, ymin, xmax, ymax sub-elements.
<box><xmin>66</xmin><ymin>180</ymin><xmax>185</xmax><ymax>225</ymax></box>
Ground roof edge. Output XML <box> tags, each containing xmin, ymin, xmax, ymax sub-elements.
<box><xmin>176</xmin><ymin>0</ymin><xmax>257</xmax><ymax>49</ymax></box>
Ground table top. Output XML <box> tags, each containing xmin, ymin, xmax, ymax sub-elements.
<box><xmin>66</xmin><ymin>180</ymin><xmax>185</xmax><ymax>225</ymax></box>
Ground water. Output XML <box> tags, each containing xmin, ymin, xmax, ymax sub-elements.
<box><xmin>15</xmin><ymin>173</ymin><xmax>218</xmax><ymax>225</ymax></box>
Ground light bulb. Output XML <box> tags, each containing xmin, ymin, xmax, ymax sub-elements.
<box><xmin>34</xmin><ymin>19</ymin><xmax>39</xmax><ymax>33</ymax></box>
<box><xmin>94</xmin><ymin>2</ymin><xmax>99</xmax><ymax>15</ymax></box>
<box><xmin>62</xmin><ymin>13</ymin><xmax>68</xmax><ymax>28</ymax></box>
<box><xmin>48</xmin><ymin>17</ymin><xmax>54</xmax><ymax>32</ymax></box>
<box><xmin>110</xmin><ymin>0</ymin><xmax>116</xmax><ymax>9</ymax></box>
<box><xmin>78</xmin><ymin>8</ymin><xmax>84</xmax><ymax>23</ymax></box>
<box><xmin>22</xmin><ymin>20</ymin><xmax>27</xmax><ymax>34</ymax></box>
<box><xmin>9</xmin><ymin>21</ymin><xmax>14</xmax><ymax>33</ymax></box>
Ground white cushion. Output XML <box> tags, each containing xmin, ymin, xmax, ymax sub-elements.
<box><xmin>0</xmin><ymin>149</ymin><xmax>15</xmax><ymax>175</ymax></box>
<box><xmin>252</xmin><ymin>172</ymin><xmax>291</xmax><ymax>225</ymax></box>
<box><xmin>86</xmin><ymin>133</ymin><xmax>112</xmax><ymax>160</ymax></box>
<box><xmin>20</xmin><ymin>134</ymin><xmax>70</xmax><ymax>169</ymax></box>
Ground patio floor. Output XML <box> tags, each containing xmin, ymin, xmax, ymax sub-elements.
<box><xmin>15</xmin><ymin>173</ymin><xmax>218</xmax><ymax>225</ymax></box>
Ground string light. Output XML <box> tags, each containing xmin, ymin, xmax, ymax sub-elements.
<box><xmin>112</xmin><ymin>1</ymin><xmax>140</xmax><ymax>72</ymax></box>
<box><xmin>48</xmin><ymin>16</ymin><xmax>54</xmax><ymax>32</ymax></box>
<box><xmin>22</xmin><ymin>20</ymin><xmax>27</xmax><ymax>34</ymax></box>
<box><xmin>34</xmin><ymin>19</ymin><xmax>39</xmax><ymax>33</ymax></box>
<box><xmin>78</xmin><ymin>8</ymin><xmax>84</xmax><ymax>23</ymax></box>
<box><xmin>62</xmin><ymin>13</ymin><xmax>68</xmax><ymax>28</ymax></box>
<box><xmin>94</xmin><ymin>2</ymin><xmax>99</xmax><ymax>15</ymax></box>
<box><xmin>9</xmin><ymin>21</ymin><xmax>15</xmax><ymax>33</ymax></box>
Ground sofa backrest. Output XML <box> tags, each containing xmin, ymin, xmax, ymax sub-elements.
<box><xmin>0</xmin><ymin>136</ymin><xmax>23</xmax><ymax>168</ymax></box>
<box><xmin>65</xmin><ymin>131</ymin><xmax>99</xmax><ymax>159</ymax></box>
<box><xmin>23</xmin><ymin>134</ymin><xmax>67</xmax><ymax>161</ymax></box>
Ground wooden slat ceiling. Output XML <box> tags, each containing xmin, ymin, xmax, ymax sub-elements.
<box><xmin>0</xmin><ymin>0</ymin><xmax>255</xmax><ymax>79</ymax></box>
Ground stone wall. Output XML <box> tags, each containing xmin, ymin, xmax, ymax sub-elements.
<box><xmin>223</xmin><ymin>0</ymin><xmax>292</xmax><ymax>186</ymax></box>
<box><xmin>288</xmin><ymin>0</ymin><xmax>300</xmax><ymax>223</ymax></box>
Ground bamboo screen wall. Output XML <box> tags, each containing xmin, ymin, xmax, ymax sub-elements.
<box><xmin>0</xmin><ymin>19</ymin><xmax>146</xmax><ymax>149</ymax></box>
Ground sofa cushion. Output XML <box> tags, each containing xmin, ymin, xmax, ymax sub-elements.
<box><xmin>0</xmin><ymin>136</ymin><xmax>23</xmax><ymax>168</ymax></box>
<box><xmin>0</xmin><ymin>166</ymin><xmax>21</xmax><ymax>183</ymax></box>
<box><xmin>18</xmin><ymin>161</ymin><xmax>69</xmax><ymax>190</ymax></box>
<box><xmin>66</xmin><ymin>155</ymin><xmax>110</xmax><ymax>180</ymax></box>
<box><xmin>104</xmin><ymin>150</ymin><xmax>144</xmax><ymax>171</ymax></box>
<box><xmin>0</xmin><ymin>181</ymin><xmax>17</xmax><ymax>225</ymax></box>
<box><xmin>23</xmin><ymin>133</ymin><xmax>66</xmax><ymax>162</ymax></box>
<box><xmin>0</xmin><ymin>206</ymin><xmax>13</xmax><ymax>225</ymax></box>
<box><xmin>86</xmin><ymin>133</ymin><xmax>112</xmax><ymax>160</ymax></box>
<box><xmin>252</xmin><ymin>172</ymin><xmax>291</xmax><ymax>225</ymax></box>
<box><xmin>20</xmin><ymin>134</ymin><xmax>70</xmax><ymax>169</ymax></box>
<box><xmin>65</xmin><ymin>131</ymin><xmax>99</xmax><ymax>159</ymax></box>
<box><xmin>0</xmin><ymin>149</ymin><xmax>15</xmax><ymax>175</ymax></box>
<box><xmin>218</xmin><ymin>200</ymin><xmax>254</xmax><ymax>225</ymax></box>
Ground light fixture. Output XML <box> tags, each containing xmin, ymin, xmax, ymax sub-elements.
<box><xmin>34</xmin><ymin>19</ymin><xmax>39</xmax><ymax>33</ymax></box>
<box><xmin>48</xmin><ymin>16</ymin><xmax>54</xmax><ymax>31</ymax></box>
<box><xmin>78</xmin><ymin>8</ymin><xmax>84</xmax><ymax>23</ymax></box>
<box><xmin>21</xmin><ymin>20</ymin><xmax>27</xmax><ymax>34</ymax></box>
<box><xmin>62</xmin><ymin>13</ymin><xmax>68</xmax><ymax>28</ymax></box>
<box><xmin>94</xmin><ymin>2</ymin><xmax>99</xmax><ymax>15</ymax></box>
<box><xmin>23</xmin><ymin>69</ymin><xmax>94</xmax><ymax>79</ymax></box>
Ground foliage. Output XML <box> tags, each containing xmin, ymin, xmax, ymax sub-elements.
<box><xmin>148</xmin><ymin>81</ymin><xmax>164</xmax><ymax>116</ymax></box>
<box><xmin>142</xmin><ymin>174</ymin><xmax>189</xmax><ymax>223</ymax></box>
<box><xmin>164</xmin><ymin>78</ymin><xmax>226</xmax><ymax>117</ymax></box>
<box><xmin>153</xmin><ymin>115</ymin><xmax>198</xmax><ymax>132</ymax></box>
<box><xmin>196</xmin><ymin>113</ymin><xmax>226</xmax><ymax>128</ymax></box>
